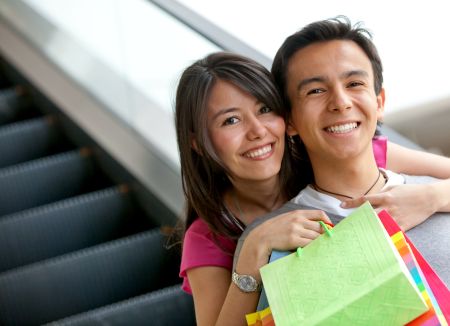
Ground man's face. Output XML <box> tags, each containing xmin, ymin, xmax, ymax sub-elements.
<box><xmin>286</xmin><ymin>40</ymin><xmax>385</xmax><ymax>164</ymax></box>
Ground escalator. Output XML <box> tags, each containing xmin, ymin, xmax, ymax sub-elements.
<box><xmin>0</xmin><ymin>61</ymin><xmax>195</xmax><ymax>325</ymax></box>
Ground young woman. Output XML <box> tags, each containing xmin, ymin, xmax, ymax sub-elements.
<box><xmin>175</xmin><ymin>52</ymin><xmax>450</xmax><ymax>325</ymax></box>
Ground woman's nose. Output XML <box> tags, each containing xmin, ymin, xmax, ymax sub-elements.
<box><xmin>246</xmin><ymin>116</ymin><xmax>267</xmax><ymax>140</ymax></box>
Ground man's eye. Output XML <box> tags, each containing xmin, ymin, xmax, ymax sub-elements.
<box><xmin>348</xmin><ymin>81</ymin><xmax>364</xmax><ymax>88</ymax></box>
<box><xmin>306</xmin><ymin>88</ymin><xmax>324</xmax><ymax>95</ymax></box>
<box><xmin>223</xmin><ymin>116</ymin><xmax>239</xmax><ymax>126</ymax></box>
<box><xmin>259</xmin><ymin>106</ymin><xmax>272</xmax><ymax>114</ymax></box>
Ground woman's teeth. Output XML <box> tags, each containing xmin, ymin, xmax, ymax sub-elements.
<box><xmin>244</xmin><ymin>144</ymin><xmax>272</xmax><ymax>158</ymax></box>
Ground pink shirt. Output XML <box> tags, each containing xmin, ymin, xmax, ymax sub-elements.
<box><xmin>180</xmin><ymin>218</ymin><xmax>236</xmax><ymax>294</ymax></box>
<box><xmin>373</xmin><ymin>136</ymin><xmax>387</xmax><ymax>169</ymax></box>
<box><xmin>179</xmin><ymin>137</ymin><xmax>388</xmax><ymax>294</ymax></box>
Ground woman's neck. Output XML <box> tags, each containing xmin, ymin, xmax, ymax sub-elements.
<box><xmin>226</xmin><ymin>178</ymin><xmax>286</xmax><ymax>226</ymax></box>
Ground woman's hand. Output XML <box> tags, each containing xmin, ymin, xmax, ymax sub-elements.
<box><xmin>229</xmin><ymin>210</ymin><xmax>331</xmax><ymax>322</ymax></box>
<box><xmin>236</xmin><ymin>210</ymin><xmax>331</xmax><ymax>280</ymax></box>
<box><xmin>341</xmin><ymin>183</ymin><xmax>449</xmax><ymax>231</ymax></box>
<box><xmin>252</xmin><ymin>209</ymin><xmax>332</xmax><ymax>252</ymax></box>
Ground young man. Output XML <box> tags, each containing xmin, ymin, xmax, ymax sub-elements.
<box><xmin>234</xmin><ymin>17</ymin><xmax>450</xmax><ymax>287</ymax></box>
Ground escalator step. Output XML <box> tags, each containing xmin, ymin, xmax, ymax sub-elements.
<box><xmin>46</xmin><ymin>284</ymin><xmax>195</xmax><ymax>326</ymax></box>
<box><xmin>0</xmin><ymin>229</ymin><xmax>181</xmax><ymax>325</ymax></box>
<box><xmin>0</xmin><ymin>73</ymin><xmax>12</xmax><ymax>88</ymax></box>
<box><xmin>0</xmin><ymin>149</ymin><xmax>105</xmax><ymax>216</ymax></box>
<box><xmin>0</xmin><ymin>87</ymin><xmax>31</xmax><ymax>125</ymax></box>
<box><xmin>0</xmin><ymin>185</ymin><xmax>154</xmax><ymax>273</ymax></box>
<box><xmin>0</xmin><ymin>116</ymin><xmax>71</xmax><ymax>168</ymax></box>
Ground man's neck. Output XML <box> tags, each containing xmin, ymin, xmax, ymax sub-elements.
<box><xmin>310</xmin><ymin>155</ymin><xmax>384</xmax><ymax>200</ymax></box>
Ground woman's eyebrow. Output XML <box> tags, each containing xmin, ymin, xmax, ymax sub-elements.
<box><xmin>211</xmin><ymin>107</ymin><xmax>238</xmax><ymax>121</ymax></box>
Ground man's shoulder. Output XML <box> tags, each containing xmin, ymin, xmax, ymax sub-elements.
<box><xmin>383</xmin><ymin>169</ymin><xmax>440</xmax><ymax>186</ymax></box>
<box><xmin>402</xmin><ymin>174</ymin><xmax>440</xmax><ymax>184</ymax></box>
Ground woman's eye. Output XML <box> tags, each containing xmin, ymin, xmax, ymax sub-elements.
<box><xmin>222</xmin><ymin>116</ymin><xmax>239</xmax><ymax>126</ymax></box>
<box><xmin>259</xmin><ymin>106</ymin><xmax>272</xmax><ymax>114</ymax></box>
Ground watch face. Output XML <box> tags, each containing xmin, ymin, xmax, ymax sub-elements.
<box><xmin>232</xmin><ymin>272</ymin><xmax>260</xmax><ymax>293</ymax></box>
<box><xmin>239</xmin><ymin>275</ymin><xmax>257</xmax><ymax>292</ymax></box>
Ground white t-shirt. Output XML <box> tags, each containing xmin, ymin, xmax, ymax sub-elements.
<box><xmin>291</xmin><ymin>169</ymin><xmax>404</xmax><ymax>216</ymax></box>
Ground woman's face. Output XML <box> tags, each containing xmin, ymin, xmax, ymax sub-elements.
<box><xmin>206</xmin><ymin>79</ymin><xmax>286</xmax><ymax>185</ymax></box>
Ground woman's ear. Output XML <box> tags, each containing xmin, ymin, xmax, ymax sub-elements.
<box><xmin>191</xmin><ymin>134</ymin><xmax>202</xmax><ymax>155</ymax></box>
<box><xmin>286</xmin><ymin>119</ymin><xmax>299</xmax><ymax>136</ymax></box>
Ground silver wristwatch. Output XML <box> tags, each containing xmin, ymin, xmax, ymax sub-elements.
<box><xmin>232</xmin><ymin>271</ymin><xmax>262</xmax><ymax>293</ymax></box>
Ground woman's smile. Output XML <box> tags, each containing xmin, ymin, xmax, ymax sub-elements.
<box><xmin>243</xmin><ymin>143</ymin><xmax>274</xmax><ymax>159</ymax></box>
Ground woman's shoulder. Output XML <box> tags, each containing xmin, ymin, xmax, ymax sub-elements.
<box><xmin>180</xmin><ymin>217</ymin><xmax>236</xmax><ymax>293</ymax></box>
<box><xmin>184</xmin><ymin>218</ymin><xmax>236</xmax><ymax>250</ymax></box>
<box><xmin>186</xmin><ymin>217</ymin><xmax>210</xmax><ymax>233</ymax></box>
<box><xmin>184</xmin><ymin>218</ymin><xmax>214</xmax><ymax>242</ymax></box>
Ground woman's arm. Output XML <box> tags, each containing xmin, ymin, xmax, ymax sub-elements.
<box><xmin>186</xmin><ymin>210</ymin><xmax>331</xmax><ymax>326</ymax></box>
<box><xmin>431</xmin><ymin>179</ymin><xmax>450</xmax><ymax>211</ymax></box>
<box><xmin>188</xmin><ymin>266</ymin><xmax>259</xmax><ymax>326</ymax></box>
<box><xmin>342</xmin><ymin>182</ymin><xmax>450</xmax><ymax>231</ymax></box>
<box><xmin>387</xmin><ymin>141</ymin><xmax>450</xmax><ymax>212</ymax></box>
<box><xmin>342</xmin><ymin>141</ymin><xmax>450</xmax><ymax>231</ymax></box>
<box><xmin>387</xmin><ymin>141</ymin><xmax>450</xmax><ymax>178</ymax></box>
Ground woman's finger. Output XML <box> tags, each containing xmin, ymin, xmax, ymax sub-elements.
<box><xmin>302</xmin><ymin>211</ymin><xmax>332</xmax><ymax>224</ymax></box>
<box><xmin>341</xmin><ymin>193</ymin><xmax>385</xmax><ymax>209</ymax></box>
<box><xmin>297</xmin><ymin>229</ymin><xmax>322</xmax><ymax>242</ymax></box>
<box><xmin>301</xmin><ymin>219</ymin><xmax>323</xmax><ymax>233</ymax></box>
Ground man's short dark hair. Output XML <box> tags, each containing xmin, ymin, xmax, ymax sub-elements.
<box><xmin>271</xmin><ymin>16</ymin><xmax>383</xmax><ymax>113</ymax></box>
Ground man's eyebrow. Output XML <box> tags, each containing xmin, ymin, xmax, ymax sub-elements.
<box><xmin>341</xmin><ymin>69</ymin><xmax>369</xmax><ymax>79</ymax></box>
<box><xmin>296</xmin><ymin>70</ymin><xmax>369</xmax><ymax>92</ymax></box>
<box><xmin>296</xmin><ymin>76</ymin><xmax>327</xmax><ymax>92</ymax></box>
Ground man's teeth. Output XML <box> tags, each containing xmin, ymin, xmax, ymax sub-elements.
<box><xmin>326</xmin><ymin>122</ymin><xmax>358</xmax><ymax>133</ymax></box>
<box><xmin>245</xmin><ymin>145</ymin><xmax>272</xmax><ymax>158</ymax></box>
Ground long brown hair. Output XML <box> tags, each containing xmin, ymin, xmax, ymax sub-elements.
<box><xmin>175</xmin><ymin>52</ymin><xmax>308</xmax><ymax>242</ymax></box>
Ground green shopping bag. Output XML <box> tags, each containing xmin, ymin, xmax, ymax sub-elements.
<box><xmin>260</xmin><ymin>202</ymin><xmax>428</xmax><ymax>326</ymax></box>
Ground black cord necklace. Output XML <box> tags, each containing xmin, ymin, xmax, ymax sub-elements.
<box><xmin>313</xmin><ymin>169</ymin><xmax>383</xmax><ymax>199</ymax></box>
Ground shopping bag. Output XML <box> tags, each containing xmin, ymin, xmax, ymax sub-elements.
<box><xmin>378</xmin><ymin>210</ymin><xmax>450</xmax><ymax>325</ymax></box>
<box><xmin>260</xmin><ymin>202</ymin><xmax>428</xmax><ymax>326</ymax></box>
<box><xmin>246</xmin><ymin>307</ymin><xmax>275</xmax><ymax>326</ymax></box>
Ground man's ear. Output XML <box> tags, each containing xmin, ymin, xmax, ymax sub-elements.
<box><xmin>286</xmin><ymin>119</ymin><xmax>299</xmax><ymax>136</ymax></box>
<box><xmin>376</xmin><ymin>87</ymin><xmax>386</xmax><ymax>121</ymax></box>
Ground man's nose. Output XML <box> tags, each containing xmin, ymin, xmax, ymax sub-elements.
<box><xmin>328</xmin><ymin>87</ymin><xmax>352</xmax><ymax>112</ymax></box>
